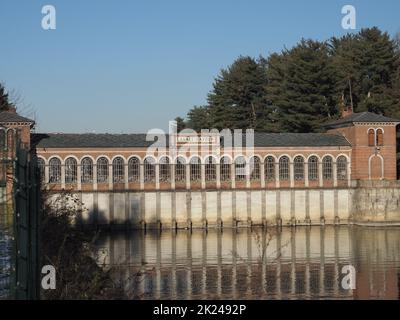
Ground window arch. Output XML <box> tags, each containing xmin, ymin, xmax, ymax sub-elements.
<box><xmin>81</xmin><ymin>157</ymin><xmax>93</xmax><ymax>183</ymax></box>
<box><xmin>190</xmin><ymin>157</ymin><xmax>201</xmax><ymax>182</ymax></box>
<box><xmin>308</xmin><ymin>156</ymin><xmax>318</xmax><ymax>181</ymax></box>
<box><xmin>49</xmin><ymin>158</ymin><xmax>61</xmax><ymax>183</ymax></box>
<box><xmin>144</xmin><ymin>157</ymin><xmax>155</xmax><ymax>182</ymax></box>
<box><xmin>322</xmin><ymin>156</ymin><xmax>333</xmax><ymax>180</ymax></box>
<box><xmin>368</xmin><ymin>129</ymin><xmax>375</xmax><ymax>146</ymax></box>
<box><xmin>6</xmin><ymin>130</ymin><xmax>14</xmax><ymax>152</ymax></box>
<box><xmin>65</xmin><ymin>157</ymin><xmax>77</xmax><ymax>183</ymax></box>
<box><xmin>294</xmin><ymin>156</ymin><xmax>304</xmax><ymax>180</ymax></box>
<box><xmin>220</xmin><ymin>156</ymin><xmax>231</xmax><ymax>181</ymax></box>
<box><xmin>112</xmin><ymin>157</ymin><xmax>125</xmax><ymax>183</ymax></box>
<box><xmin>159</xmin><ymin>156</ymin><xmax>170</xmax><ymax>182</ymax></box>
<box><xmin>0</xmin><ymin>129</ymin><xmax>5</xmax><ymax>149</ymax></box>
<box><xmin>265</xmin><ymin>156</ymin><xmax>275</xmax><ymax>181</ymax></box>
<box><xmin>250</xmin><ymin>156</ymin><xmax>261</xmax><ymax>180</ymax></box>
<box><xmin>175</xmin><ymin>157</ymin><xmax>186</xmax><ymax>182</ymax></box>
<box><xmin>376</xmin><ymin>128</ymin><xmax>383</xmax><ymax>146</ymax></box>
<box><xmin>235</xmin><ymin>156</ymin><xmax>246</xmax><ymax>181</ymax></box>
<box><xmin>97</xmin><ymin>157</ymin><xmax>109</xmax><ymax>183</ymax></box>
<box><xmin>128</xmin><ymin>157</ymin><xmax>140</xmax><ymax>182</ymax></box>
<box><xmin>205</xmin><ymin>156</ymin><xmax>216</xmax><ymax>182</ymax></box>
<box><xmin>337</xmin><ymin>156</ymin><xmax>347</xmax><ymax>180</ymax></box>
<box><xmin>37</xmin><ymin>158</ymin><xmax>45</xmax><ymax>182</ymax></box>
<box><xmin>279</xmin><ymin>156</ymin><xmax>289</xmax><ymax>181</ymax></box>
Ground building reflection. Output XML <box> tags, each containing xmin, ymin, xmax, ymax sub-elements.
<box><xmin>95</xmin><ymin>226</ymin><xmax>400</xmax><ymax>300</ymax></box>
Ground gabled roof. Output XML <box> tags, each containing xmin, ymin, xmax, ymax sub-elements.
<box><xmin>33</xmin><ymin>132</ymin><xmax>351</xmax><ymax>148</ymax></box>
<box><xmin>0</xmin><ymin>111</ymin><xmax>35</xmax><ymax>124</ymax></box>
<box><xmin>324</xmin><ymin>112</ymin><xmax>399</xmax><ymax>129</ymax></box>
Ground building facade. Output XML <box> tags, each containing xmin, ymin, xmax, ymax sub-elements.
<box><xmin>0</xmin><ymin>108</ymin><xmax>399</xmax><ymax>227</ymax></box>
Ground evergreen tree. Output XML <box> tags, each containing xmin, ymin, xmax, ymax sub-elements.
<box><xmin>267</xmin><ymin>39</ymin><xmax>337</xmax><ymax>132</ymax></box>
<box><xmin>185</xmin><ymin>106</ymin><xmax>211</xmax><ymax>132</ymax></box>
<box><xmin>174</xmin><ymin>117</ymin><xmax>186</xmax><ymax>132</ymax></box>
<box><xmin>331</xmin><ymin>27</ymin><xmax>399</xmax><ymax>114</ymax></box>
<box><xmin>0</xmin><ymin>83</ymin><xmax>11</xmax><ymax>111</ymax></box>
<box><xmin>207</xmin><ymin>56</ymin><xmax>269</xmax><ymax>130</ymax></box>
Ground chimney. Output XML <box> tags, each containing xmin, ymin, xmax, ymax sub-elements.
<box><xmin>7</xmin><ymin>105</ymin><xmax>17</xmax><ymax>113</ymax></box>
<box><xmin>341</xmin><ymin>105</ymin><xmax>353</xmax><ymax>118</ymax></box>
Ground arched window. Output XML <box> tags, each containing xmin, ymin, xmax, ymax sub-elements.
<box><xmin>308</xmin><ymin>156</ymin><xmax>318</xmax><ymax>181</ymax></box>
<box><xmin>65</xmin><ymin>157</ymin><xmax>77</xmax><ymax>183</ymax></box>
<box><xmin>37</xmin><ymin>158</ymin><xmax>45</xmax><ymax>182</ymax></box>
<box><xmin>205</xmin><ymin>156</ymin><xmax>216</xmax><ymax>182</ymax></box>
<box><xmin>97</xmin><ymin>157</ymin><xmax>109</xmax><ymax>183</ymax></box>
<box><xmin>128</xmin><ymin>157</ymin><xmax>140</xmax><ymax>182</ymax></box>
<box><xmin>337</xmin><ymin>156</ymin><xmax>347</xmax><ymax>180</ymax></box>
<box><xmin>368</xmin><ymin>129</ymin><xmax>375</xmax><ymax>146</ymax></box>
<box><xmin>322</xmin><ymin>156</ymin><xmax>333</xmax><ymax>180</ymax></box>
<box><xmin>376</xmin><ymin>129</ymin><xmax>383</xmax><ymax>146</ymax></box>
<box><xmin>144</xmin><ymin>157</ymin><xmax>155</xmax><ymax>182</ymax></box>
<box><xmin>0</xmin><ymin>129</ymin><xmax>5</xmax><ymax>149</ymax></box>
<box><xmin>279</xmin><ymin>156</ymin><xmax>289</xmax><ymax>181</ymax></box>
<box><xmin>220</xmin><ymin>156</ymin><xmax>231</xmax><ymax>181</ymax></box>
<box><xmin>235</xmin><ymin>156</ymin><xmax>246</xmax><ymax>181</ymax></box>
<box><xmin>113</xmin><ymin>157</ymin><xmax>125</xmax><ymax>183</ymax></box>
<box><xmin>49</xmin><ymin>158</ymin><xmax>61</xmax><ymax>183</ymax></box>
<box><xmin>6</xmin><ymin>130</ymin><xmax>14</xmax><ymax>152</ymax></box>
<box><xmin>190</xmin><ymin>157</ymin><xmax>201</xmax><ymax>182</ymax></box>
<box><xmin>294</xmin><ymin>156</ymin><xmax>304</xmax><ymax>180</ymax></box>
<box><xmin>159</xmin><ymin>156</ymin><xmax>170</xmax><ymax>182</ymax></box>
<box><xmin>81</xmin><ymin>157</ymin><xmax>93</xmax><ymax>183</ymax></box>
<box><xmin>250</xmin><ymin>156</ymin><xmax>261</xmax><ymax>180</ymax></box>
<box><xmin>175</xmin><ymin>157</ymin><xmax>186</xmax><ymax>182</ymax></box>
<box><xmin>265</xmin><ymin>156</ymin><xmax>275</xmax><ymax>181</ymax></box>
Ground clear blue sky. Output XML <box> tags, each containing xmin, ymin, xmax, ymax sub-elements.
<box><xmin>1</xmin><ymin>0</ymin><xmax>399</xmax><ymax>133</ymax></box>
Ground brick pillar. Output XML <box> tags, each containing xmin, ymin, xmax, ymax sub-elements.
<box><xmin>186</xmin><ymin>163</ymin><xmax>190</xmax><ymax>190</ymax></box>
<box><xmin>171</xmin><ymin>163</ymin><xmax>175</xmax><ymax>190</ymax></box>
<box><xmin>124</xmin><ymin>162</ymin><xmax>129</xmax><ymax>189</ymax></box>
<box><xmin>304</xmin><ymin>162</ymin><xmax>309</xmax><ymax>187</ymax></box>
<box><xmin>77</xmin><ymin>163</ymin><xmax>82</xmax><ymax>191</ymax></box>
<box><xmin>216</xmin><ymin>163</ymin><xmax>221</xmax><ymax>189</ymax></box>
<box><xmin>231</xmin><ymin>162</ymin><xmax>235</xmax><ymax>189</ymax></box>
<box><xmin>93</xmin><ymin>163</ymin><xmax>97</xmax><ymax>191</ymax></box>
<box><xmin>140</xmin><ymin>163</ymin><xmax>144</xmax><ymax>190</ymax></box>
<box><xmin>155</xmin><ymin>163</ymin><xmax>160</xmax><ymax>190</ymax></box>
<box><xmin>289</xmin><ymin>161</ymin><xmax>294</xmax><ymax>188</ymax></box>
<box><xmin>318</xmin><ymin>161</ymin><xmax>323</xmax><ymax>187</ymax></box>
<box><xmin>333</xmin><ymin>161</ymin><xmax>338</xmax><ymax>187</ymax></box>
<box><xmin>275</xmin><ymin>161</ymin><xmax>280</xmax><ymax>188</ymax></box>
<box><xmin>201</xmin><ymin>162</ymin><xmax>205</xmax><ymax>189</ymax></box>
<box><xmin>260</xmin><ymin>160</ymin><xmax>265</xmax><ymax>188</ymax></box>
<box><xmin>61</xmin><ymin>162</ymin><xmax>65</xmax><ymax>189</ymax></box>
<box><xmin>108</xmin><ymin>162</ymin><xmax>113</xmax><ymax>190</ymax></box>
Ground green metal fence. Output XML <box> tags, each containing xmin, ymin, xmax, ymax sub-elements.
<box><xmin>0</xmin><ymin>130</ymin><xmax>40</xmax><ymax>300</ymax></box>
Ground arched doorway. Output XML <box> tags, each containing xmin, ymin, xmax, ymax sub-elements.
<box><xmin>369</xmin><ymin>155</ymin><xmax>383</xmax><ymax>180</ymax></box>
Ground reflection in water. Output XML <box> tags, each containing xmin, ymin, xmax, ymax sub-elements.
<box><xmin>95</xmin><ymin>226</ymin><xmax>400</xmax><ymax>300</ymax></box>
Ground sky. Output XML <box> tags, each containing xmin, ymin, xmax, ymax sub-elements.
<box><xmin>0</xmin><ymin>0</ymin><xmax>400</xmax><ymax>133</ymax></box>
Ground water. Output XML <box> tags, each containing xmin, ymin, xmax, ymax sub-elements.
<box><xmin>95</xmin><ymin>226</ymin><xmax>400</xmax><ymax>300</ymax></box>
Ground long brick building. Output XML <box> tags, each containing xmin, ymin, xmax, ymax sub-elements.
<box><xmin>0</xmin><ymin>108</ymin><xmax>399</xmax><ymax>228</ymax></box>
<box><xmin>0</xmin><ymin>108</ymin><xmax>399</xmax><ymax>192</ymax></box>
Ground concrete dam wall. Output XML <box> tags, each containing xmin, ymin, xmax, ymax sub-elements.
<box><xmin>50</xmin><ymin>181</ymin><xmax>400</xmax><ymax>229</ymax></box>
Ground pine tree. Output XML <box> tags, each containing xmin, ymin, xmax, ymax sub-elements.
<box><xmin>186</xmin><ymin>106</ymin><xmax>211</xmax><ymax>132</ymax></box>
<box><xmin>207</xmin><ymin>56</ymin><xmax>269</xmax><ymax>130</ymax></box>
<box><xmin>331</xmin><ymin>27</ymin><xmax>399</xmax><ymax>114</ymax></box>
<box><xmin>267</xmin><ymin>39</ymin><xmax>337</xmax><ymax>132</ymax></box>
<box><xmin>0</xmin><ymin>83</ymin><xmax>11</xmax><ymax>111</ymax></box>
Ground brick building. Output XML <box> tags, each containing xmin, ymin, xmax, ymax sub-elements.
<box><xmin>0</xmin><ymin>108</ymin><xmax>399</xmax><ymax>194</ymax></box>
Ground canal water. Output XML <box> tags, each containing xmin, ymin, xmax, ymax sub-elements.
<box><xmin>95</xmin><ymin>226</ymin><xmax>400</xmax><ymax>300</ymax></box>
